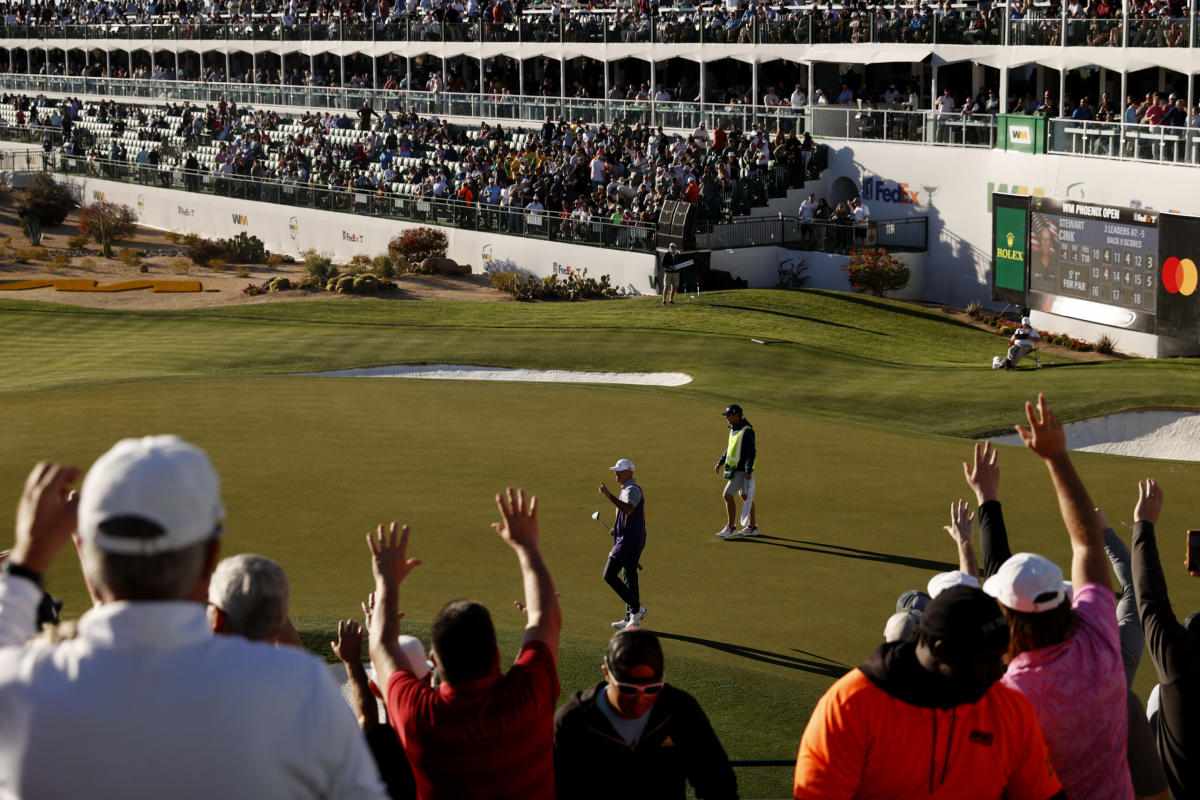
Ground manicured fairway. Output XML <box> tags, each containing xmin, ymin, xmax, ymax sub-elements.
<box><xmin>2</xmin><ymin>290</ymin><xmax>1199</xmax><ymax>798</ymax></box>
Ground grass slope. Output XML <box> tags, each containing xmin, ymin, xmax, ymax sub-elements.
<box><xmin>2</xmin><ymin>289</ymin><xmax>1199</xmax><ymax>798</ymax></box>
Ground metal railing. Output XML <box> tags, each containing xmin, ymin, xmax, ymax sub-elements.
<box><xmin>0</xmin><ymin>10</ymin><xmax>1002</xmax><ymax>46</ymax></box>
<box><xmin>0</xmin><ymin>149</ymin><xmax>50</xmax><ymax>172</ymax></box>
<box><xmin>1048</xmin><ymin>117</ymin><xmax>1200</xmax><ymax>164</ymax></box>
<box><xmin>0</xmin><ymin>75</ymin><xmax>1004</xmax><ymax>152</ymax></box>
<box><xmin>699</xmin><ymin>214</ymin><xmax>928</xmax><ymax>253</ymax></box>
<box><xmin>49</xmin><ymin>154</ymin><xmax>658</xmax><ymax>253</ymax></box>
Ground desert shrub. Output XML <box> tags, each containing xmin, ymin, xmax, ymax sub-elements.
<box><xmin>224</xmin><ymin>232</ymin><xmax>266</xmax><ymax>264</ymax></box>
<box><xmin>235</xmin><ymin>266</ymin><xmax>251</xmax><ymax>278</ymax></box>
<box><xmin>116</xmin><ymin>247</ymin><xmax>141</xmax><ymax>265</ymax></box>
<box><xmin>303</xmin><ymin>250</ymin><xmax>338</xmax><ymax>283</ymax></box>
<box><xmin>164</xmin><ymin>231</ymin><xmax>181</xmax><ymax>243</ymax></box>
<box><xmin>370</xmin><ymin>254</ymin><xmax>395</xmax><ymax>279</ymax></box>
<box><xmin>388</xmin><ymin>227</ymin><xmax>448</xmax><ymax>265</ymax></box>
<box><xmin>67</xmin><ymin>233</ymin><xmax>89</xmax><ymax>249</ymax></box>
<box><xmin>18</xmin><ymin>173</ymin><xmax>76</xmax><ymax>227</ymax></box>
<box><xmin>965</xmin><ymin>300</ymin><xmax>983</xmax><ymax>316</ymax></box>
<box><xmin>344</xmin><ymin>254</ymin><xmax>373</xmax><ymax>275</ymax></box>
<box><xmin>209</xmin><ymin>259</ymin><xmax>228</xmax><ymax>272</ymax></box>
<box><xmin>184</xmin><ymin>234</ymin><xmax>225</xmax><ymax>267</ymax></box>
<box><xmin>1095</xmin><ymin>333</ymin><xmax>1116</xmax><ymax>355</ymax></box>
<box><xmin>13</xmin><ymin>246</ymin><xmax>47</xmax><ymax>264</ymax></box>
<box><xmin>842</xmin><ymin>248</ymin><xmax>911</xmax><ymax>297</ymax></box>
<box><xmin>265</xmin><ymin>253</ymin><xmax>283</xmax><ymax>269</ymax></box>
<box><xmin>78</xmin><ymin>256</ymin><xmax>96</xmax><ymax>271</ymax></box>
<box><xmin>170</xmin><ymin>258</ymin><xmax>191</xmax><ymax>275</ymax></box>
<box><xmin>18</xmin><ymin>216</ymin><xmax>45</xmax><ymax>246</ymax></box>
<box><xmin>334</xmin><ymin>274</ymin><xmax>356</xmax><ymax>293</ymax></box>
<box><xmin>490</xmin><ymin>269</ymin><xmax>617</xmax><ymax>301</ymax></box>
<box><xmin>49</xmin><ymin>252</ymin><xmax>71</xmax><ymax>270</ymax></box>
<box><xmin>268</xmin><ymin>276</ymin><xmax>292</xmax><ymax>292</ymax></box>
<box><xmin>77</xmin><ymin>201</ymin><xmax>138</xmax><ymax>258</ymax></box>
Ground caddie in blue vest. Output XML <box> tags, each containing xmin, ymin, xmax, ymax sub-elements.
<box><xmin>599</xmin><ymin>459</ymin><xmax>648</xmax><ymax>630</ymax></box>
<box><xmin>715</xmin><ymin>404</ymin><xmax>759</xmax><ymax>539</ymax></box>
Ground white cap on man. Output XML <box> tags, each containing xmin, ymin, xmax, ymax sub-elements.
<box><xmin>609</xmin><ymin>458</ymin><xmax>635</xmax><ymax>472</ymax></box>
<box><xmin>78</xmin><ymin>435</ymin><xmax>225</xmax><ymax>556</ymax></box>
<box><xmin>927</xmin><ymin>570</ymin><xmax>981</xmax><ymax>598</ymax></box>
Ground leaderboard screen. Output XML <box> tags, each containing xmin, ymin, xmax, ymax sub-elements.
<box><xmin>1029</xmin><ymin>198</ymin><xmax>1159</xmax><ymax>327</ymax></box>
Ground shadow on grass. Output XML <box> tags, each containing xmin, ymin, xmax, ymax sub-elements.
<box><xmin>728</xmin><ymin>535</ymin><xmax>955</xmax><ymax>572</ymax></box>
<box><xmin>655</xmin><ymin>631</ymin><xmax>851</xmax><ymax>677</ymax></box>
<box><xmin>803</xmin><ymin>289</ymin><xmax>983</xmax><ymax>334</ymax></box>
<box><xmin>706</xmin><ymin>302</ymin><xmax>883</xmax><ymax>335</ymax></box>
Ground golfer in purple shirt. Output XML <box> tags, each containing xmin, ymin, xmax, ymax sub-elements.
<box><xmin>599</xmin><ymin>458</ymin><xmax>648</xmax><ymax>631</ymax></box>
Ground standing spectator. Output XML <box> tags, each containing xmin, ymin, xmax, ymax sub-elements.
<box><xmin>660</xmin><ymin>241</ymin><xmax>685</xmax><ymax>305</ymax></box>
<box><xmin>982</xmin><ymin>395</ymin><xmax>1135</xmax><ymax>800</ymax></box>
<box><xmin>207</xmin><ymin>553</ymin><xmax>302</xmax><ymax>646</ymax></box>
<box><xmin>1131</xmin><ymin>478</ymin><xmax>1200</xmax><ymax>800</ymax></box>
<box><xmin>599</xmin><ymin>458</ymin><xmax>648</xmax><ymax>629</ymax></box>
<box><xmin>0</xmin><ymin>438</ymin><xmax>387</xmax><ymax>799</ymax></box>
<box><xmin>794</xmin><ymin>585</ymin><xmax>1065</xmax><ymax>800</ymax></box>
<box><xmin>851</xmin><ymin>197</ymin><xmax>870</xmax><ymax>247</ymax></box>
<box><xmin>367</xmin><ymin>488</ymin><xmax>561</xmax><ymax>800</ymax></box>
<box><xmin>714</xmin><ymin>404</ymin><xmax>758</xmax><ymax>539</ymax></box>
<box><xmin>554</xmin><ymin>628</ymin><xmax>738</xmax><ymax>800</ymax></box>
<box><xmin>798</xmin><ymin>192</ymin><xmax>818</xmax><ymax>247</ymax></box>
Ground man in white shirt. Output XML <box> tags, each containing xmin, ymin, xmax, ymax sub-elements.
<box><xmin>0</xmin><ymin>438</ymin><xmax>386</xmax><ymax>800</ymax></box>
<box><xmin>999</xmin><ymin>317</ymin><xmax>1041</xmax><ymax>369</ymax></box>
<box><xmin>852</xmin><ymin>197</ymin><xmax>870</xmax><ymax>246</ymax></box>
<box><xmin>884</xmin><ymin>84</ymin><xmax>901</xmax><ymax>105</ymax></box>
<box><xmin>936</xmin><ymin>89</ymin><xmax>956</xmax><ymax>115</ymax></box>
<box><xmin>790</xmin><ymin>85</ymin><xmax>808</xmax><ymax>109</ymax></box>
<box><xmin>798</xmin><ymin>192</ymin><xmax>818</xmax><ymax>247</ymax></box>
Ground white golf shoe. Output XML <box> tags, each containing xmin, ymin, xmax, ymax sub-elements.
<box><xmin>612</xmin><ymin>612</ymin><xmax>632</xmax><ymax>629</ymax></box>
<box><xmin>731</xmin><ymin>526</ymin><xmax>760</xmax><ymax>537</ymax></box>
<box><xmin>626</xmin><ymin>606</ymin><xmax>648</xmax><ymax>628</ymax></box>
<box><xmin>715</xmin><ymin>526</ymin><xmax>736</xmax><ymax>538</ymax></box>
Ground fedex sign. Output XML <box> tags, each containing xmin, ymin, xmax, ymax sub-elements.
<box><xmin>862</xmin><ymin>177</ymin><xmax>920</xmax><ymax>205</ymax></box>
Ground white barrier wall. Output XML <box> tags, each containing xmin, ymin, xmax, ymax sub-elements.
<box><xmin>64</xmin><ymin>175</ymin><xmax>658</xmax><ymax>295</ymax></box>
<box><xmin>712</xmin><ymin>246</ymin><xmax>928</xmax><ymax>298</ymax></box>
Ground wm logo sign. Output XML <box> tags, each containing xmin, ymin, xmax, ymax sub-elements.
<box><xmin>231</xmin><ymin>214</ymin><xmax>248</xmax><ymax>225</ymax></box>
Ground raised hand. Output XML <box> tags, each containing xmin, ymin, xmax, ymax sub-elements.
<box><xmin>1015</xmin><ymin>393</ymin><xmax>1067</xmax><ymax>461</ymax></box>
<box><xmin>13</xmin><ymin>461</ymin><xmax>82</xmax><ymax>575</ymax></box>
<box><xmin>962</xmin><ymin>441</ymin><xmax>1000</xmax><ymax>504</ymax></box>
<box><xmin>943</xmin><ymin>498</ymin><xmax>975</xmax><ymax>547</ymax></box>
<box><xmin>366</xmin><ymin>521</ymin><xmax>421</xmax><ymax>588</ymax></box>
<box><xmin>1133</xmin><ymin>478</ymin><xmax>1163</xmax><ymax>525</ymax></box>
<box><xmin>492</xmin><ymin>487</ymin><xmax>539</xmax><ymax>550</ymax></box>
<box><xmin>330</xmin><ymin>618</ymin><xmax>365</xmax><ymax>665</ymax></box>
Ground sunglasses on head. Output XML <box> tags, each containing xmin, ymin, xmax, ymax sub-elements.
<box><xmin>604</xmin><ymin>660</ymin><xmax>665</xmax><ymax>695</ymax></box>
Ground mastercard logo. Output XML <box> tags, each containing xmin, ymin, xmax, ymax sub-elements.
<box><xmin>1163</xmin><ymin>257</ymin><xmax>1199</xmax><ymax>295</ymax></box>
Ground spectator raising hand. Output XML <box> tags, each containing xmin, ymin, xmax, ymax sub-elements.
<box><xmin>963</xmin><ymin>441</ymin><xmax>1000</xmax><ymax>505</ymax></box>
<box><xmin>943</xmin><ymin>498</ymin><xmax>979</xmax><ymax>580</ymax></box>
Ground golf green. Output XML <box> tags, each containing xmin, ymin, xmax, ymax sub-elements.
<box><xmin>2</xmin><ymin>290</ymin><xmax>1199</xmax><ymax>798</ymax></box>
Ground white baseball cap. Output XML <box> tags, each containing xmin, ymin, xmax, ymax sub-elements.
<box><xmin>78</xmin><ymin>435</ymin><xmax>225</xmax><ymax>555</ymax></box>
<box><xmin>927</xmin><ymin>570</ymin><xmax>981</xmax><ymax>598</ymax></box>
<box><xmin>1020</xmin><ymin>316</ymin><xmax>1031</xmax><ymax>325</ymax></box>
<box><xmin>609</xmin><ymin>458</ymin><xmax>635</xmax><ymax>472</ymax></box>
<box><xmin>983</xmin><ymin>552</ymin><xmax>1068</xmax><ymax>613</ymax></box>
<box><xmin>884</xmin><ymin>609</ymin><xmax>922</xmax><ymax>643</ymax></box>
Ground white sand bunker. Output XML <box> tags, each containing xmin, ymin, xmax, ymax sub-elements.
<box><xmin>991</xmin><ymin>410</ymin><xmax>1200</xmax><ymax>462</ymax></box>
<box><xmin>302</xmin><ymin>364</ymin><xmax>692</xmax><ymax>386</ymax></box>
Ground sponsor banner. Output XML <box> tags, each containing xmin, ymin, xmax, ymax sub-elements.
<box><xmin>862</xmin><ymin>176</ymin><xmax>920</xmax><ymax>205</ymax></box>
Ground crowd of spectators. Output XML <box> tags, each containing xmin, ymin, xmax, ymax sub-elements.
<box><xmin>2</xmin><ymin>396</ymin><xmax>1198</xmax><ymax>799</ymax></box>
<box><xmin>5</xmin><ymin>92</ymin><xmax>820</xmax><ymax>228</ymax></box>
<box><xmin>0</xmin><ymin>0</ymin><xmax>1190</xmax><ymax>49</ymax></box>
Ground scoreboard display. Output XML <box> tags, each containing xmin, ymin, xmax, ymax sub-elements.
<box><xmin>1029</xmin><ymin>198</ymin><xmax>1158</xmax><ymax>321</ymax></box>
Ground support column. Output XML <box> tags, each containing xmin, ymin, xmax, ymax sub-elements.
<box><xmin>807</xmin><ymin>62</ymin><xmax>814</xmax><ymax>105</ymax></box>
<box><xmin>999</xmin><ymin>67</ymin><xmax>1009</xmax><ymax>113</ymax></box>
<box><xmin>931</xmin><ymin>63</ymin><xmax>938</xmax><ymax>109</ymax></box>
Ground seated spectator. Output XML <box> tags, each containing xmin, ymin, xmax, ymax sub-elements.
<box><xmin>207</xmin><ymin>552</ymin><xmax>302</xmax><ymax>646</ymax></box>
<box><xmin>1130</xmin><ymin>478</ymin><xmax>1200</xmax><ymax>799</ymax></box>
<box><xmin>980</xmin><ymin>395</ymin><xmax>1134</xmax><ymax>800</ymax></box>
<box><xmin>998</xmin><ymin>317</ymin><xmax>1040</xmax><ymax>370</ymax></box>
<box><xmin>794</xmin><ymin>584</ymin><xmax>1065</xmax><ymax>799</ymax></box>
<box><xmin>366</xmin><ymin>488</ymin><xmax>561</xmax><ymax>800</ymax></box>
<box><xmin>554</xmin><ymin>628</ymin><xmax>738</xmax><ymax>800</ymax></box>
<box><xmin>0</xmin><ymin>438</ymin><xmax>386</xmax><ymax>798</ymax></box>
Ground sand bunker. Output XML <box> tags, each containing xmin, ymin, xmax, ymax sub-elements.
<box><xmin>990</xmin><ymin>410</ymin><xmax>1200</xmax><ymax>462</ymax></box>
<box><xmin>302</xmin><ymin>364</ymin><xmax>692</xmax><ymax>386</ymax></box>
